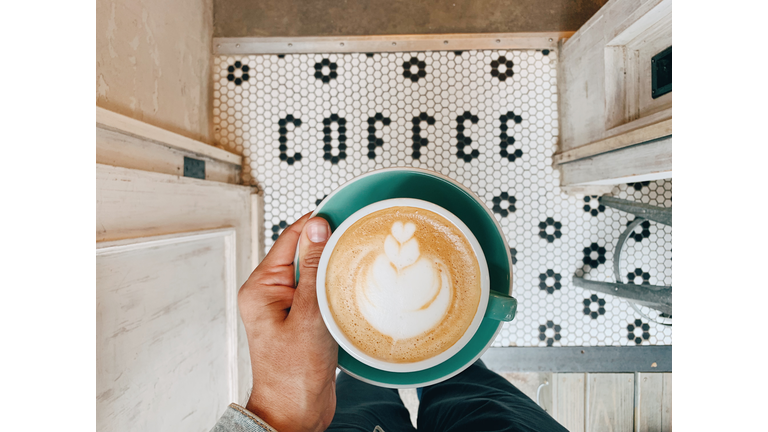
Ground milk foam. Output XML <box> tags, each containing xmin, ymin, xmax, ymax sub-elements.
<box><xmin>325</xmin><ymin>206</ymin><xmax>482</xmax><ymax>363</ymax></box>
<box><xmin>357</xmin><ymin>221</ymin><xmax>452</xmax><ymax>340</ymax></box>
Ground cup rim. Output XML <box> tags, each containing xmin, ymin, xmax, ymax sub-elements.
<box><xmin>316</xmin><ymin>198</ymin><xmax>491</xmax><ymax>373</ymax></box>
<box><xmin>296</xmin><ymin>166</ymin><xmax>513</xmax><ymax>387</ymax></box>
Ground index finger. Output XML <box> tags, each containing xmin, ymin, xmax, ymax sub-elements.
<box><xmin>260</xmin><ymin>212</ymin><xmax>313</xmax><ymax>268</ymax></box>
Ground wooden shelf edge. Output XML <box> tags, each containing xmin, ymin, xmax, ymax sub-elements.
<box><xmin>554</xmin><ymin>118</ymin><xmax>672</xmax><ymax>165</ymax></box>
<box><xmin>96</xmin><ymin>163</ymin><xmax>256</xmax><ymax>191</ymax></box>
<box><xmin>96</xmin><ymin>107</ymin><xmax>242</xmax><ymax>166</ymax></box>
<box><xmin>214</xmin><ymin>32</ymin><xmax>575</xmax><ymax>55</ymax></box>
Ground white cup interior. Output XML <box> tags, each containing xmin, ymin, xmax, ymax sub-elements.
<box><xmin>316</xmin><ymin>198</ymin><xmax>490</xmax><ymax>373</ymax></box>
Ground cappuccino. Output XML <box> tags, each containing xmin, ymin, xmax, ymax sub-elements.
<box><xmin>325</xmin><ymin>206</ymin><xmax>482</xmax><ymax>363</ymax></box>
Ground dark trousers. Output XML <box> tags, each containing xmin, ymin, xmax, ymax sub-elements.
<box><xmin>326</xmin><ymin>360</ymin><xmax>568</xmax><ymax>432</ymax></box>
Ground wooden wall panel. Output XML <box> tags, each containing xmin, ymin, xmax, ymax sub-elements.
<box><xmin>636</xmin><ymin>372</ymin><xmax>665</xmax><ymax>432</ymax></box>
<box><xmin>661</xmin><ymin>373</ymin><xmax>672</xmax><ymax>432</ymax></box>
<box><xmin>97</xmin><ymin>230</ymin><xmax>237</xmax><ymax>431</ymax></box>
<box><xmin>553</xmin><ymin>373</ymin><xmax>586</xmax><ymax>432</ymax></box>
<box><xmin>546</xmin><ymin>371</ymin><xmax>671</xmax><ymax>431</ymax></box>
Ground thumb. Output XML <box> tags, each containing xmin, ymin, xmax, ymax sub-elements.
<box><xmin>292</xmin><ymin>216</ymin><xmax>331</xmax><ymax>317</ymax></box>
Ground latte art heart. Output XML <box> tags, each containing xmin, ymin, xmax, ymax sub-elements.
<box><xmin>391</xmin><ymin>220</ymin><xmax>416</xmax><ymax>243</ymax></box>
<box><xmin>384</xmin><ymin>222</ymin><xmax>419</xmax><ymax>270</ymax></box>
<box><xmin>358</xmin><ymin>222</ymin><xmax>452</xmax><ymax>340</ymax></box>
<box><xmin>325</xmin><ymin>206</ymin><xmax>482</xmax><ymax>363</ymax></box>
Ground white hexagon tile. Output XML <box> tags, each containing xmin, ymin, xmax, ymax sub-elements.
<box><xmin>212</xmin><ymin>50</ymin><xmax>672</xmax><ymax>348</ymax></box>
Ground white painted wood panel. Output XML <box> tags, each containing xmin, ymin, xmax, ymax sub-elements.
<box><xmin>97</xmin><ymin>230</ymin><xmax>237</xmax><ymax>431</ymax></box>
<box><xmin>97</xmin><ymin>164</ymin><xmax>255</xmax><ymax>405</ymax></box>
<box><xmin>553</xmin><ymin>373</ymin><xmax>586</xmax><ymax>432</ymax></box>
<box><xmin>586</xmin><ymin>374</ymin><xmax>634</xmax><ymax>432</ymax></box>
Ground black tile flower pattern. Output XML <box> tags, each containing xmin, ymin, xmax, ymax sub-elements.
<box><xmin>582</xmin><ymin>242</ymin><xmax>607</xmax><ymax>269</ymax></box>
<box><xmin>402</xmin><ymin>56</ymin><xmax>427</xmax><ymax>82</ymax></box>
<box><xmin>456</xmin><ymin>111</ymin><xmax>480</xmax><ymax>162</ymax></box>
<box><xmin>583</xmin><ymin>196</ymin><xmax>605</xmax><ymax>217</ymax></box>
<box><xmin>314</xmin><ymin>58</ymin><xmax>338</xmax><ymax>83</ymax></box>
<box><xmin>270</xmin><ymin>221</ymin><xmax>288</xmax><ymax>241</ymax></box>
<box><xmin>227</xmin><ymin>60</ymin><xmax>250</xmax><ymax>86</ymax></box>
<box><xmin>490</xmin><ymin>56</ymin><xmax>514</xmax><ymax>81</ymax></box>
<box><xmin>627</xmin><ymin>268</ymin><xmax>651</xmax><ymax>284</ymax></box>
<box><xmin>492</xmin><ymin>192</ymin><xmax>516</xmax><ymax>217</ymax></box>
<box><xmin>278</xmin><ymin>115</ymin><xmax>303</xmax><ymax>165</ymax></box>
<box><xmin>315</xmin><ymin>194</ymin><xmax>327</xmax><ymax>207</ymax></box>
<box><xmin>627</xmin><ymin>219</ymin><xmax>652</xmax><ymax>242</ymax></box>
<box><xmin>539</xmin><ymin>320</ymin><xmax>562</xmax><ymax>346</ymax></box>
<box><xmin>538</xmin><ymin>269</ymin><xmax>562</xmax><ymax>294</ymax></box>
<box><xmin>627</xmin><ymin>319</ymin><xmax>650</xmax><ymax>344</ymax></box>
<box><xmin>628</xmin><ymin>181</ymin><xmax>651</xmax><ymax>191</ymax></box>
<box><xmin>538</xmin><ymin>217</ymin><xmax>562</xmax><ymax>243</ymax></box>
<box><xmin>583</xmin><ymin>294</ymin><xmax>606</xmax><ymax>319</ymax></box>
<box><xmin>510</xmin><ymin>247</ymin><xmax>518</xmax><ymax>265</ymax></box>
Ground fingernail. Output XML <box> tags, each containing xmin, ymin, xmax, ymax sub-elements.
<box><xmin>307</xmin><ymin>220</ymin><xmax>329</xmax><ymax>243</ymax></box>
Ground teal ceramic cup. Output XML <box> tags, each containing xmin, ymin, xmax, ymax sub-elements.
<box><xmin>298</xmin><ymin>167</ymin><xmax>516</xmax><ymax>388</ymax></box>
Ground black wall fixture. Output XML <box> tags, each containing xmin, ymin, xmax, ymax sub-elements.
<box><xmin>183</xmin><ymin>156</ymin><xmax>205</xmax><ymax>179</ymax></box>
<box><xmin>651</xmin><ymin>46</ymin><xmax>672</xmax><ymax>99</ymax></box>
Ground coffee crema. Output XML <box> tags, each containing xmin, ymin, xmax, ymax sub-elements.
<box><xmin>326</xmin><ymin>206</ymin><xmax>482</xmax><ymax>363</ymax></box>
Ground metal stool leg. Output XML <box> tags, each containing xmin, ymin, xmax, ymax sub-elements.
<box><xmin>573</xmin><ymin>198</ymin><xmax>672</xmax><ymax>316</ymax></box>
<box><xmin>599</xmin><ymin>196</ymin><xmax>672</xmax><ymax>226</ymax></box>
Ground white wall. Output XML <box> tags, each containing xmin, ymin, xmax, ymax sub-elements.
<box><xmin>96</xmin><ymin>0</ymin><xmax>214</xmax><ymax>144</ymax></box>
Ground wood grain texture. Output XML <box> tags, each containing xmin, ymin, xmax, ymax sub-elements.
<box><xmin>214</xmin><ymin>32</ymin><xmax>573</xmax><ymax>54</ymax></box>
<box><xmin>560</xmin><ymin>184</ymin><xmax>616</xmax><ymax>198</ymax></box>
<box><xmin>661</xmin><ymin>373</ymin><xmax>672</xmax><ymax>432</ymax></box>
<box><xmin>97</xmin><ymin>126</ymin><xmax>241</xmax><ymax>184</ymax></box>
<box><xmin>97</xmin><ymin>164</ymin><xmax>256</xmax><ymax>404</ymax></box>
<box><xmin>553</xmin><ymin>373</ymin><xmax>586</xmax><ymax>432</ymax></box>
<box><xmin>97</xmin><ymin>107</ymin><xmax>241</xmax><ymax>165</ymax></box>
<box><xmin>586</xmin><ymin>373</ymin><xmax>634</xmax><ymax>432</ymax></box>
<box><xmin>554</xmin><ymin>119</ymin><xmax>671</xmax><ymax>165</ymax></box>
<box><xmin>251</xmin><ymin>193</ymin><xmax>265</xmax><ymax>268</ymax></box>
<box><xmin>500</xmin><ymin>372</ymin><xmax>554</xmax><ymax>413</ymax></box>
<box><xmin>636</xmin><ymin>373</ymin><xmax>664</xmax><ymax>432</ymax></box>
<box><xmin>559</xmin><ymin>136</ymin><xmax>671</xmax><ymax>186</ymax></box>
<box><xmin>559</xmin><ymin>0</ymin><xmax>671</xmax><ymax>151</ymax></box>
<box><xmin>97</xmin><ymin>230</ymin><xmax>237</xmax><ymax>431</ymax></box>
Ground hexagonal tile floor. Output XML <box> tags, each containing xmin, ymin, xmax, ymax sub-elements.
<box><xmin>212</xmin><ymin>50</ymin><xmax>672</xmax><ymax>347</ymax></box>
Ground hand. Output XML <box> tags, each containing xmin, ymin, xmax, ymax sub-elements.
<box><xmin>239</xmin><ymin>213</ymin><xmax>337</xmax><ymax>432</ymax></box>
